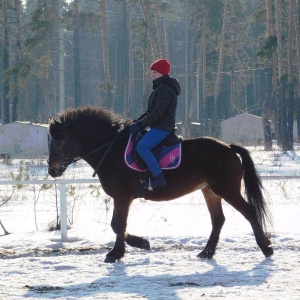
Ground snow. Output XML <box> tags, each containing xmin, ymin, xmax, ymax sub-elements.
<box><xmin>1</xmin><ymin>145</ymin><xmax>300</xmax><ymax>299</ymax></box>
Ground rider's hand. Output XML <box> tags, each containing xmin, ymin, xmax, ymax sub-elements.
<box><xmin>130</xmin><ymin>122</ymin><xmax>142</xmax><ymax>134</ymax></box>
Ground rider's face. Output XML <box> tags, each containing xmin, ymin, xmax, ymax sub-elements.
<box><xmin>151</xmin><ymin>70</ymin><xmax>163</xmax><ymax>80</ymax></box>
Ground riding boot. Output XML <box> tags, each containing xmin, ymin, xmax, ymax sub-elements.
<box><xmin>144</xmin><ymin>172</ymin><xmax>167</xmax><ymax>190</ymax></box>
<box><xmin>152</xmin><ymin>173</ymin><xmax>167</xmax><ymax>188</ymax></box>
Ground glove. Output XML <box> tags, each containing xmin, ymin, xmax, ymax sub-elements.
<box><xmin>130</xmin><ymin>122</ymin><xmax>142</xmax><ymax>134</ymax></box>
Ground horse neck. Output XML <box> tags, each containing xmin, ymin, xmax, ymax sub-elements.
<box><xmin>79</xmin><ymin>126</ymin><xmax>118</xmax><ymax>154</ymax></box>
<box><xmin>77</xmin><ymin>123</ymin><xmax>116</xmax><ymax>144</ymax></box>
<box><xmin>81</xmin><ymin>128</ymin><xmax>125</xmax><ymax>173</ymax></box>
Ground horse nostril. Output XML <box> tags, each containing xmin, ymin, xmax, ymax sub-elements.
<box><xmin>48</xmin><ymin>168</ymin><xmax>58</xmax><ymax>178</ymax></box>
<box><xmin>48</xmin><ymin>165</ymin><xmax>66</xmax><ymax>178</ymax></box>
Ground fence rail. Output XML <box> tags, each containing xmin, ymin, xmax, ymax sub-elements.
<box><xmin>0</xmin><ymin>176</ymin><xmax>298</xmax><ymax>242</ymax></box>
<box><xmin>0</xmin><ymin>178</ymin><xmax>99</xmax><ymax>242</ymax></box>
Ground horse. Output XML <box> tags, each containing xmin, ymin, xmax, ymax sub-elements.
<box><xmin>47</xmin><ymin>106</ymin><xmax>273</xmax><ymax>263</ymax></box>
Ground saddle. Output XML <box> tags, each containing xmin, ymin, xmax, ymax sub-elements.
<box><xmin>124</xmin><ymin>130</ymin><xmax>182</xmax><ymax>172</ymax></box>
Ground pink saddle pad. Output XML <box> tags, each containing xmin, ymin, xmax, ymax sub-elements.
<box><xmin>124</xmin><ymin>134</ymin><xmax>182</xmax><ymax>172</ymax></box>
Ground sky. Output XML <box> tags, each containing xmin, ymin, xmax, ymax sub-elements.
<box><xmin>0</xmin><ymin>144</ymin><xmax>300</xmax><ymax>299</ymax></box>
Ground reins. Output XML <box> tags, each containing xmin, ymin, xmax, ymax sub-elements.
<box><xmin>74</xmin><ymin>129</ymin><xmax>130</xmax><ymax>177</ymax></box>
<box><xmin>92</xmin><ymin>131</ymin><xmax>123</xmax><ymax>177</ymax></box>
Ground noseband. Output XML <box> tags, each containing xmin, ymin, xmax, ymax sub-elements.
<box><xmin>47</xmin><ymin>138</ymin><xmax>81</xmax><ymax>170</ymax></box>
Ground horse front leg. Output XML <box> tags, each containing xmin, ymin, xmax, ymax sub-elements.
<box><xmin>105</xmin><ymin>199</ymin><xmax>131</xmax><ymax>263</ymax></box>
<box><xmin>105</xmin><ymin>234</ymin><xmax>126</xmax><ymax>263</ymax></box>
<box><xmin>125</xmin><ymin>233</ymin><xmax>150</xmax><ymax>250</ymax></box>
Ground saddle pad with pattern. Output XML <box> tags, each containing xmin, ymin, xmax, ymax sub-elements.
<box><xmin>124</xmin><ymin>134</ymin><xmax>182</xmax><ymax>172</ymax></box>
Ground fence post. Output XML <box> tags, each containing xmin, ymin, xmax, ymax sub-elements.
<box><xmin>60</xmin><ymin>183</ymin><xmax>68</xmax><ymax>242</ymax></box>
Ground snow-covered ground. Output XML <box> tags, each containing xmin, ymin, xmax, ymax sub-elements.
<box><xmin>1</xmin><ymin>144</ymin><xmax>300</xmax><ymax>299</ymax></box>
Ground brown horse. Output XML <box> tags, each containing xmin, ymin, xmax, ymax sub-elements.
<box><xmin>47</xmin><ymin>106</ymin><xmax>273</xmax><ymax>263</ymax></box>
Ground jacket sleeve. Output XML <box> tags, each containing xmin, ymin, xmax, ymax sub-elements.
<box><xmin>138</xmin><ymin>86</ymin><xmax>172</xmax><ymax>129</ymax></box>
<box><xmin>135</xmin><ymin>111</ymin><xmax>148</xmax><ymax>122</ymax></box>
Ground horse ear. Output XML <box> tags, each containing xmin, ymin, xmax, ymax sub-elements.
<box><xmin>49</xmin><ymin>117</ymin><xmax>61</xmax><ymax>126</ymax></box>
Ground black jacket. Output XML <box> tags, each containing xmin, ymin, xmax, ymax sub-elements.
<box><xmin>137</xmin><ymin>75</ymin><xmax>181</xmax><ymax>132</ymax></box>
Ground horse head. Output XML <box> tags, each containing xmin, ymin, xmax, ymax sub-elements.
<box><xmin>47</xmin><ymin>117</ymin><xmax>82</xmax><ymax>177</ymax></box>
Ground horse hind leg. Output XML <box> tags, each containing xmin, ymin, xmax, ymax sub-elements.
<box><xmin>243</xmin><ymin>204</ymin><xmax>273</xmax><ymax>257</ymax></box>
<box><xmin>198</xmin><ymin>187</ymin><xmax>225</xmax><ymax>259</ymax></box>
<box><xmin>221</xmin><ymin>191</ymin><xmax>273</xmax><ymax>257</ymax></box>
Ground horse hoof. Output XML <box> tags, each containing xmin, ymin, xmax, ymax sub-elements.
<box><xmin>142</xmin><ymin>240</ymin><xmax>150</xmax><ymax>250</ymax></box>
<box><xmin>197</xmin><ymin>250</ymin><xmax>214</xmax><ymax>259</ymax></box>
<box><xmin>104</xmin><ymin>255</ymin><xmax>117</xmax><ymax>263</ymax></box>
<box><xmin>263</xmin><ymin>247</ymin><xmax>274</xmax><ymax>257</ymax></box>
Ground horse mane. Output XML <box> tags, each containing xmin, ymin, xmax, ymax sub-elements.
<box><xmin>56</xmin><ymin>106</ymin><xmax>128</xmax><ymax>141</ymax></box>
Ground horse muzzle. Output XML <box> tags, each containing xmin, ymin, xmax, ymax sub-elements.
<box><xmin>48</xmin><ymin>165</ymin><xmax>66</xmax><ymax>178</ymax></box>
<box><xmin>47</xmin><ymin>157</ymin><xmax>67</xmax><ymax>177</ymax></box>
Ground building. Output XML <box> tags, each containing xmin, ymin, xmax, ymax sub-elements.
<box><xmin>220</xmin><ymin>113</ymin><xmax>265</xmax><ymax>145</ymax></box>
<box><xmin>0</xmin><ymin>122</ymin><xmax>48</xmax><ymax>159</ymax></box>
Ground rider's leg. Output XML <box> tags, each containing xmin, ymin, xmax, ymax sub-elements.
<box><xmin>137</xmin><ymin>128</ymin><xmax>169</xmax><ymax>187</ymax></box>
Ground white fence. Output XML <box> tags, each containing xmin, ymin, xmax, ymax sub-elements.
<box><xmin>0</xmin><ymin>175</ymin><xmax>299</xmax><ymax>242</ymax></box>
<box><xmin>0</xmin><ymin>178</ymin><xmax>99</xmax><ymax>242</ymax></box>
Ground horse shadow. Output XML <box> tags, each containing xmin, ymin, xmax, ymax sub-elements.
<box><xmin>23</xmin><ymin>256</ymin><xmax>275</xmax><ymax>299</ymax></box>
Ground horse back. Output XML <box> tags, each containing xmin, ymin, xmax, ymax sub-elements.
<box><xmin>181</xmin><ymin>136</ymin><xmax>241</xmax><ymax>166</ymax></box>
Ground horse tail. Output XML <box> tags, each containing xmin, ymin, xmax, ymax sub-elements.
<box><xmin>230</xmin><ymin>144</ymin><xmax>272</xmax><ymax>231</ymax></box>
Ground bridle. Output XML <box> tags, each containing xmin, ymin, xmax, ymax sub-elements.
<box><xmin>47</xmin><ymin>137</ymin><xmax>81</xmax><ymax>169</ymax></box>
<box><xmin>47</xmin><ymin>128</ymin><xmax>130</xmax><ymax>176</ymax></box>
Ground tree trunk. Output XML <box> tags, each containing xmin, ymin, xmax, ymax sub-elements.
<box><xmin>12</xmin><ymin>0</ymin><xmax>23</xmax><ymax>122</ymax></box>
<box><xmin>275</xmin><ymin>0</ymin><xmax>288</xmax><ymax>150</ymax></box>
<box><xmin>262</xmin><ymin>0</ymin><xmax>274</xmax><ymax>151</ymax></box>
<box><xmin>184</xmin><ymin>1</ymin><xmax>189</xmax><ymax>137</ymax></box>
<box><xmin>58</xmin><ymin>0</ymin><xmax>65</xmax><ymax>111</ymax></box>
<box><xmin>139</xmin><ymin>0</ymin><xmax>157</xmax><ymax>60</ymax></box>
<box><xmin>189</xmin><ymin>7</ymin><xmax>206</xmax><ymax>136</ymax></box>
<box><xmin>74</xmin><ymin>0</ymin><xmax>82</xmax><ymax>107</ymax></box>
<box><xmin>230</xmin><ymin>35</ymin><xmax>236</xmax><ymax>115</ymax></box>
<box><xmin>142</xmin><ymin>24</ymin><xmax>148</xmax><ymax>115</ymax></box>
<box><xmin>294</xmin><ymin>0</ymin><xmax>300</xmax><ymax>140</ymax></box>
<box><xmin>122</xmin><ymin>2</ymin><xmax>129</xmax><ymax>116</ymax></box>
<box><xmin>153</xmin><ymin>0</ymin><xmax>166</xmax><ymax>58</ymax></box>
<box><xmin>188</xmin><ymin>6</ymin><xmax>199</xmax><ymax>122</ymax></box>
<box><xmin>128</xmin><ymin>3</ymin><xmax>134</xmax><ymax>117</ymax></box>
<box><xmin>190</xmin><ymin>45</ymin><xmax>200</xmax><ymax>122</ymax></box>
<box><xmin>202</xmin><ymin>8</ymin><xmax>208</xmax><ymax>135</ymax></box>
<box><xmin>286</xmin><ymin>0</ymin><xmax>295</xmax><ymax>149</ymax></box>
<box><xmin>2</xmin><ymin>0</ymin><xmax>10</xmax><ymax>123</ymax></box>
<box><xmin>213</xmin><ymin>0</ymin><xmax>228</xmax><ymax>137</ymax></box>
<box><xmin>99</xmin><ymin>0</ymin><xmax>112</xmax><ymax>109</ymax></box>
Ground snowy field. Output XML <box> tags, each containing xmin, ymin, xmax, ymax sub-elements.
<box><xmin>0</xmin><ymin>144</ymin><xmax>300</xmax><ymax>299</ymax></box>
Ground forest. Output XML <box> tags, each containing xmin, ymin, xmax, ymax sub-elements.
<box><xmin>0</xmin><ymin>0</ymin><xmax>300</xmax><ymax>151</ymax></box>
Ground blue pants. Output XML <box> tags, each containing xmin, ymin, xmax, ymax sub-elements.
<box><xmin>136</xmin><ymin>128</ymin><xmax>169</xmax><ymax>177</ymax></box>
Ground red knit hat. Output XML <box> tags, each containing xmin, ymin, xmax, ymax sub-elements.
<box><xmin>150</xmin><ymin>59</ymin><xmax>171</xmax><ymax>75</ymax></box>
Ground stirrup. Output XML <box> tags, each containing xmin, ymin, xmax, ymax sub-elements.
<box><xmin>143</xmin><ymin>177</ymin><xmax>153</xmax><ymax>191</ymax></box>
<box><xmin>143</xmin><ymin>174</ymin><xmax>167</xmax><ymax>191</ymax></box>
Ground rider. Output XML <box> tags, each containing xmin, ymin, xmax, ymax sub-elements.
<box><xmin>130</xmin><ymin>58</ymin><xmax>181</xmax><ymax>189</ymax></box>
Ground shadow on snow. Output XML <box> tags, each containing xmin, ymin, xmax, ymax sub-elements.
<box><xmin>23</xmin><ymin>257</ymin><xmax>274</xmax><ymax>299</ymax></box>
